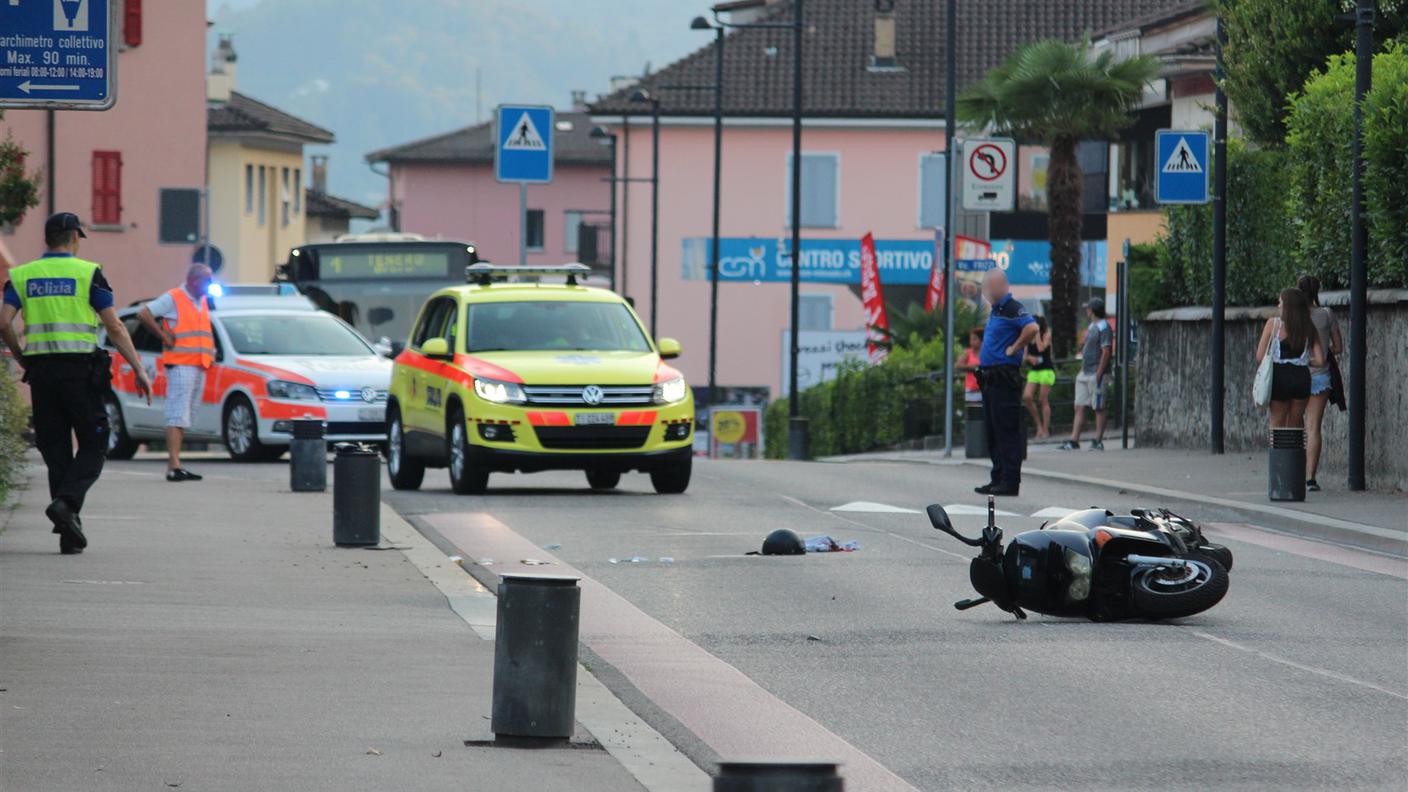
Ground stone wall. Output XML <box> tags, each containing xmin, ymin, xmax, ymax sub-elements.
<box><xmin>1136</xmin><ymin>290</ymin><xmax>1408</xmax><ymax>492</ymax></box>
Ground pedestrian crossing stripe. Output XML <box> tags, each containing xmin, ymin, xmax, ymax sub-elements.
<box><xmin>503</xmin><ymin>112</ymin><xmax>547</xmax><ymax>151</ymax></box>
<box><xmin>1161</xmin><ymin>137</ymin><xmax>1203</xmax><ymax>173</ymax></box>
<box><xmin>830</xmin><ymin>501</ymin><xmax>921</xmax><ymax>514</ymax></box>
<box><xmin>1030</xmin><ymin>507</ymin><xmax>1083</xmax><ymax>519</ymax></box>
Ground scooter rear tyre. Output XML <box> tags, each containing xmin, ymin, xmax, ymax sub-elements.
<box><xmin>1131</xmin><ymin>557</ymin><xmax>1229</xmax><ymax>620</ymax></box>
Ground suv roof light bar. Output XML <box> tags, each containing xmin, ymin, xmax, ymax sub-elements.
<box><xmin>466</xmin><ymin>262</ymin><xmax>592</xmax><ymax>286</ymax></box>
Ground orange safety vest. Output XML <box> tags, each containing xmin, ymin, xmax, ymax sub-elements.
<box><xmin>161</xmin><ymin>287</ymin><xmax>214</xmax><ymax>368</ymax></box>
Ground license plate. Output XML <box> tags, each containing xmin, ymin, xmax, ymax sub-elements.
<box><xmin>358</xmin><ymin>408</ymin><xmax>384</xmax><ymax>421</ymax></box>
<box><xmin>575</xmin><ymin>412</ymin><xmax>616</xmax><ymax>426</ymax></box>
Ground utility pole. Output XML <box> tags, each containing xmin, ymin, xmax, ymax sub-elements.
<box><xmin>785</xmin><ymin>0</ymin><xmax>807</xmax><ymax>459</ymax></box>
<box><xmin>1347</xmin><ymin>0</ymin><xmax>1374</xmax><ymax>491</ymax></box>
<box><xmin>941</xmin><ymin>0</ymin><xmax>957</xmax><ymax>458</ymax></box>
<box><xmin>1210</xmin><ymin>14</ymin><xmax>1227</xmax><ymax>455</ymax></box>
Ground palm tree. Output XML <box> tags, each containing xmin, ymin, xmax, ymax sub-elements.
<box><xmin>958</xmin><ymin>39</ymin><xmax>1158</xmax><ymax>357</ymax></box>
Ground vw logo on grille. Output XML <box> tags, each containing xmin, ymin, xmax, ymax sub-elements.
<box><xmin>360</xmin><ymin>386</ymin><xmax>377</xmax><ymax>403</ymax></box>
<box><xmin>581</xmin><ymin>385</ymin><xmax>605</xmax><ymax>406</ymax></box>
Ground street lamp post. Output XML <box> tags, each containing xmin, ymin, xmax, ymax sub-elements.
<box><xmin>588</xmin><ymin>126</ymin><xmax>618</xmax><ymax>291</ymax></box>
<box><xmin>629</xmin><ymin>90</ymin><xmax>662</xmax><ymax>339</ymax></box>
<box><xmin>941</xmin><ymin>0</ymin><xmax>957</xmax><ymax>457</ymax></box>
<box><xmin>691</xmin><ymin>15</ymin><xmax>726</xmax><ymax>410</ymax></box>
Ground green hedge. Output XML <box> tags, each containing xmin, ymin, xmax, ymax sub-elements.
<box><xmin>1286</xmin><ymin>42</ymin><xmax>1408</xmax><ymax>289</ymax></box>
<box><xmin>0</xmin><ymin>362</ymin><xmax>28</xmax><ymax>508</ymax></box>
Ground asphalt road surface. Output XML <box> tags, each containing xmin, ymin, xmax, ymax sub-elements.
<box><xmin>379</xmin><ymin>456</ymin><xmax>1407</xmax><ymax>791</ymax></box>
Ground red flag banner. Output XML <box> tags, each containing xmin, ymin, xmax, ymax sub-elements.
<box><xmin>925</xmin><ymin>227</ymin><xmax>946</xmax><ymax>312</ymax></box>
<box><xmin>860</xmin><ymin>232</ymin><xmax>889</xmax><ymax>363</ymax></box>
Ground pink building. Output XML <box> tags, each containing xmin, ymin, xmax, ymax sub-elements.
<box><xmin>366</xmin><ymin>110</ymin><xmax>611</xmax><ymax>268</ymax></box>
<box><xmin>0</xmin><ymin>0</ymin><xmax>208</xmax><ymax>305</ymax></box>
<box><xmin>589</xmin><ymin>0</ymin><xmax>1171</xmax><ymax>397</ymax></box>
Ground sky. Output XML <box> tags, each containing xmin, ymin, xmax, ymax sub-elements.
<box><xmin>205</xmin><ymin>0</ymin><xmax>707</xmax><ymax>214</ymax></box>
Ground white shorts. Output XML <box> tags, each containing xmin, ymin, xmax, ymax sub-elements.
<box><xmin>164</xmin><ymin>365</ymin><xmax>205</xmax><ymax>428</ymax></box>
<box><xmin>1074</xmin><ymin>372</ymin><xmax>1108</xmax><ymax>410</ymax></box>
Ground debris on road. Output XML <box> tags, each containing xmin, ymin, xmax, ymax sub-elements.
<box><xmin>520</xmin><ymin>558</ymin><xmax>554</xmax><ymax>566</ymax></box>
<box><xmin>659</xmin><ymin>557</ymin><xmax>674</xmax><ymax>564</ymax></box>
<box><xmin>365</xmin><ymin>747</ymin><xmax>382</xmax><ymax>756</ymax></box>
<box><xmin>804</xmin><ymin>535</ymin><xmax>859</xmax><ymax>553</ymax></box>
<box><xmin>543</xmin><ymin>543</ymin><xmax>562</xmax><ymax>550</ymax></box>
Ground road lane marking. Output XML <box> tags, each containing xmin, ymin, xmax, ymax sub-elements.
<box><xmin>780</xmin><ymin>495</ymin><xmax>970</xmax><ymax>561</ymax></box>
<box><xmin>1206</xmin><ymin>522</ymin><xmax>1408</xmax><ymax>580</ymax></box>
<box><xmin>1189</xmin><ymin>629</ymin><xmax>1408</xmax><ymax>701</ymax></box>
<box><xmin>1030</xmin><ymin>506</ymin><xmax>1083</xmax><ymax>519</ymax></box>
<box><xmin>942</xmin><ymin>503</ymin><xmax>1019</xmax><ymax>517</ymax></box>
<box><xmin>422</xmin><ymin>510</ymin><xmax>922</xmax><ymax>792</ymax></box>
<box><xmin>830</xmin><ymin>501</ymin><xmax>922</xmax><ymax>514</ymax></box>
<box><xmin>381</xmin><ymin>506</ymin><xmax>711</xmax><ymax>791</ymax></box>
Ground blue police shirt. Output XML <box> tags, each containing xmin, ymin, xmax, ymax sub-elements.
<box><xmin>979</xmin><ymin>293</ymin><xmax>1035</xmax><ymax>367</ymax></box>
<box><xmin>2</xmin><ymin>252</ymin><xmax>114</xmax><ymax>311</ymax></box>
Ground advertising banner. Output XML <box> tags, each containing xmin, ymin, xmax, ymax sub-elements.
<box><xmin>779</xmin><ymin>330</ymin><xmax>868</xmax><ymax>397</ymax></box>
<box><xmin>924</xmin><ymin>227</ymin><xmax>945</xmax><ymax>313</ymax></box>
<box><xmin>682</xmin><ymin>237</ymin><xmax>936</xmax><ymax>285</ymax></box>
<box><xmin>859</xmin><ymin>233</ymin><xmax>888</xmax><ymax>363</ymax></box>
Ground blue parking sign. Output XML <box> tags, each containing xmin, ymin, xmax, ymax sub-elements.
<box><xmin>0</xmin><ymin>0</ymin><xmax>116</xmax><ymax>110</ymax></box>
<box><xmin>495</xmin><ymin>105</ymin><xmax>554</xmax><ymax>184</ymax></box>
<box><xmin>1155</xmin><ymin>130</ymin><xmax>1209</xmax><ymax>205</ymax></box>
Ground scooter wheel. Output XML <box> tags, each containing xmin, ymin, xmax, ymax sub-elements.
<box><xmin>1131</xmin><ymin>556</ymin><xmax>1229</xmax><ymax>620</ymax></box>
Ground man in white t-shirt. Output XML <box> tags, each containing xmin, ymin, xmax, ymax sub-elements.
<box><xmin>1061</xmin><ymin>298</ymin><xmax>1113</xmax><ymax>452</ymax></box>
<box><xmin>137</xmin><ymin>265</ymin><xmax>215</xmax><ymax>481</ymax></box>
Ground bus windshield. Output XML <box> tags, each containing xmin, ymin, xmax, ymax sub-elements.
<box><xmin>467</xmin><ymin>301</ymin><xmax>650</xmax><ymax>353</ymax></box>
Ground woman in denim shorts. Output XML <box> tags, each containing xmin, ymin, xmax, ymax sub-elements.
<box><xmin>1298</xmin><ymin>275</ymin><xmax>1342</xmax><ymax>492</ymax></box>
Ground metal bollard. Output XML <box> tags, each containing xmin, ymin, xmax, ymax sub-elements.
<box><xmin>1269</xmin><ymin>428</ymin><xmax>1307</xmax><ymax>502</ymax></box>
<box><xmin>964</xmin><ymin>403</ymin><xmax>988</xmax><ymax>459</ymax></box>
<box><xmin>491</xmin><ymin>573</ymin><xmax>580</xmax><ymax>741</ymax></box>
<box><xmin>333</xmin><ymin>443</ymin><xmax>380</xmax><ymax>546</ymax></box>
<box><xmin>289</xmin><ymin>419</ymin><xmax>326</xmax><ymax>492</ymax></box>
<box><xmin>714</xmin><ymin>761</ymin><xmax>843</xmax><ymax>792</ymax></box>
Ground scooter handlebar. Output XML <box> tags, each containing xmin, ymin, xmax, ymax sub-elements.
<box><xmin>928</xmin><ymin>504</ymin><xmax>985</xmax><ymax>546</ymax></box>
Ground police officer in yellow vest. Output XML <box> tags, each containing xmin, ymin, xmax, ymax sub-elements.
<box><xmin>0</xmin><ymin>213</ymin><xmax>152</xmax><ymax>554</ymax></box>
<box><xmin>137</xmin><ymin>264</ymin><xmax>214</xmax><ymax>481</ymax></box>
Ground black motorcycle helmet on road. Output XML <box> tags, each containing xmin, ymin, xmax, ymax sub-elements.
<box><xmin>761</xmin><ymin>528</ymin><xmax>806</xmax><ymax>556</ymax></box>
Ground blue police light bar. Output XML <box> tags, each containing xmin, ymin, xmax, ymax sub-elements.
<box><xmin>466</xmin><ymin>263</ymin><xmax>591</xmax><ymax>286</ymax></box>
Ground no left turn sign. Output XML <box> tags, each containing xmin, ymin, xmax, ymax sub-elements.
<box><xmin>968</xmin><ymin>143</ymin><xmax>1008</xmax><ymax>182</ymax></box>
<box><xmin>960</xmin><ymin>137</ymin><xmax>1016</xmax><ymax>212</ymax></box>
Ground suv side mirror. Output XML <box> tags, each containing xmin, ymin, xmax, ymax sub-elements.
<box><xmin>657</xmin><ymin>337</ymin><xmax>681</xmax><ymax>359</ymax></box>
<box><xmin>421</xmin><ymin>337</ymin><xmax>452</xmax><ymax>360</ymax></box>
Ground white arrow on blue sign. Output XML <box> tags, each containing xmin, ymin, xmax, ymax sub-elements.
<box><xmin>0</xmin><ymin>0</ymin><xmax>117</xmax><ymax>110</ymax></box>
<box><xmin>1155</xmin><ymin>129</ymin><xmax>1210</xmax><ymax>205</ymax></box>
<box><xmin>495</xmin><ymin>104</ymin><xmax>554</xmax><ymax>184</ymax></box>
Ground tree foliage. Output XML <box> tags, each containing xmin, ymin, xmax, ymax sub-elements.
<box><xmin>0</xmin><ymin>112</ymin><xmax>42</xmax><ymax>227</ymax></box>
<box><xmin>957</xmin><ymin>39</ymin><xmax>1157</xmax><ymax>358</ymax></box>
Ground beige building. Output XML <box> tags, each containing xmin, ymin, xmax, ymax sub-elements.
<box><xmin>205</xmin><ymin>36</ymin><xmax>333</xmax><ymax>284</ymax></box>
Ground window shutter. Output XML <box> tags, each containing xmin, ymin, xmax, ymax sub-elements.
<box><xmin>801</xmin><ymin>154</ymin><xmax>838</xmax><ymax>227</ymax></box>
<box><xmin>919</xmin><ymin>154</ymin><xmax>948</xmax><ymax>229</ymax></box>
<box><xmin>124</xmin><ymin>0</ymin><xmax>142</xmax><ymax>48</ymax></box>
<box><xmin>91</xmin><ymin>151</ymin><xmax>122</xmax><ymax>225</ymax></box>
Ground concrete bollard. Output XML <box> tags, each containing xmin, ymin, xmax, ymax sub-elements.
<box><xmin>964</xmin><ymin>403</ymin><xmax>988</xmax><ymax>459</ymax></box>
<box><xmin>289</xmin><ymin>419</ymin><xmax>326</xmax><ymax>492</ymax></box>
<box><xmin>333</xmin><ymin>443</ymin><xmax>380</xmax><ymax>546</ymax></box>
<box><xmin>714</xmin><ymin>761</ymin><xmax>843</xmax><ymax>792</ymax></box>
<box><xmin>491</xmin><ymin>573</ymin><xmax>580</xmax><ymax>741</ymax></box>
<box><xmin>1269</xmin><ymin>427</ymin><xmax>1307</xmax><ymax>502</ymax></box>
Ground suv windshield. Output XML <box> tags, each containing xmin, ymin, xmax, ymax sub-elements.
<box><xmin>467</xmin><ymin>301</ymin><xmax>651</xmax><ymax>353</ymax></box>
<box><xmin>220</xmin><ymin>314</ymin><xmax>373</xmax><ymax>356</ymax></box>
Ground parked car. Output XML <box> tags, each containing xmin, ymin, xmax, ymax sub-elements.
<box><xmin>101</xmin><ymin>290</ymin><xmax>392</xmax><ymax>461</ymax></box>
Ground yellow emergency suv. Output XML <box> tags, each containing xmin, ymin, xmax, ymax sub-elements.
<box><xmin>386</xmin><ymin>264</ymin><xmax>694</xmax><ymax>494</ymax></box>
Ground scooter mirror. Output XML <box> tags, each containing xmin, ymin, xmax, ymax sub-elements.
<box><xmin>926</xmin><ymin>504</ymin><xmax>953</xmax><ymax>532</ymax></box>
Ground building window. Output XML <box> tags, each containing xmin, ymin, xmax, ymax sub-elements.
<box><xmin>786</xmin><ymin>153</ymin><xmax>839</xmax><ymax>228</ymax></box>
<box><xmin>258</xmin><ymin>166</ymin><xmax>267</xmax><ymax>226</ymax></box>
<box><xmin>91</xmin><ymin>150</ymin><xmax>122</xmax><ymax>225</ymax></box>
<box><xmin>123</xmin><ymin>0</ymin><xmax>143</xmax><ymax>47</ymax></box>
<box><xmin>244</xmin><ymin>164</ymin><xmax>253</xmax><ymax>214</ymax></box>
<box><xmin>280</xmin><ymin>167</ymin><xmax>291</xmax><ymax>227</ymax></box>
<box><xmin>917</xmin><ymin>152</ymin><xmax>947</xmax><ymax>229</ymax></box>
<box><xmin>293</xmin><ymin>169</ymin><xmax>302</xmax><ymax>214</ymax></box>
<box><xmin>799</xmin><ymin>293</ymin><xmax>833</xmax><ymax>331</ymax></box>
<box><xmin>526</xmin><ymin>209</ymin><xmax>545</xmax><ymax>251</ymax></box>
<box><xmin>563</xmin><ymin>210</ymin><xmax>581</xmax><ymax>254</ymax></box>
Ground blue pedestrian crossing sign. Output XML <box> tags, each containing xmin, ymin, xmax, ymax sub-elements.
<box><xmin>0</xmin><ymin>0</ymin><xmax>116</xmax><ymax>110</ymax></box>
<box><xmin>495</xmin><ymin>104</ymin><xmax>554</xmax><ymax>184</ymax></box>
<box><xmin>1155</xmin><ymin>129</ymin><xmax>1209</xmax><ymax>205</ymax></box>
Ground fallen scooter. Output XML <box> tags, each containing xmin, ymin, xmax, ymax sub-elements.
<box><xmin>927</xmin><ymin>497</ymin><xmax>1232</xmax><ymax>621</ymax></box>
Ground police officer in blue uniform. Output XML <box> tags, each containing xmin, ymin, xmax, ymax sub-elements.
<box><xmin>974</xmin><ymin>268</ymin><xmax>1037</xmax><ymax>496</ymax></box>
<box><xmin>0</xmin><ymin>213</ymin><xmax>151</xmax><ymax>554</ymax></box>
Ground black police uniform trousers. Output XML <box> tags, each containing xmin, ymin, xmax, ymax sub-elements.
<box><xmin>979</xmin><ymin>365</ymin><xmax>1024</xmax><ymax>488</ymax></box>
<box><xmin>27</xmin><ymin>354</ymin><xmax>110</xmax><ymax>513</ymax></box>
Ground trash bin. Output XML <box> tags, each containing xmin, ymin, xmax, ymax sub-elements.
<box><xmin>964</xmin><ymin>403</ymin><xmax>988</xmax><ymax>459</ymax></box>
<box><xmin>333</xmin><ymin>443</ymin><xmax>380</xmax><ymax>546</ymax></box>
<box><xmin>1269</xmin><ymin>428</ymin><xmax>1306</xmax><ymax>502</ymax></box>
<box><xmin>714</xmin><ymin>761</ymin><xmax>843</xmax><ymax>792</ymax></box>
<box><xmin>289</xmin><ymin>419</ymin><xmax>326</xmax><ymax>492</ymax></box>
<box><xmin>492</xmin><ymin>573</ymin><xmax>581</xmax><ymax>740</ymax></box>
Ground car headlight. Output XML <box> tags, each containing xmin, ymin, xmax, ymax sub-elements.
<box><xmin>267</xmin><ymin>380</ymin><xmax>319</xmax><ymax>400</ymax></box>
<box><xmin>652</xmin><ymin>376</ymin><xmax>688</xmax><ymax>405</ymax></box>
<box><xmin>473</xmin><ymin>377</ymin><xmax>527</xmax><ymax>404</ymax></box>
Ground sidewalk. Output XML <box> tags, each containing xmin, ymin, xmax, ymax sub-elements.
<box><xmin>0</xmin><ymin>454</ymin><xmax>682</xmax><ymax>792</ymax></box>
<box><xmin>822</xmin><ymin>444</ymin><xmax>1406</xmax><ymax>555</ymax></box>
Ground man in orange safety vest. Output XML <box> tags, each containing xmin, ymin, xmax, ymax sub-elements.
<box><xmin>137</xmin><ymin>264</ymin><xmax>215</xmax><ymax>481</ymax></box>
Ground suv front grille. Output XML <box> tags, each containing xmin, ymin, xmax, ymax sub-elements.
<box><xmin>521</xmin><ymin>385</ymin><xmax>654</xmax><ymax>406</ymax></box>
<box><xmin>316</xmin><ymin>387</ymin><xmax>389</xmax><ymax>404</ymax></box>
<box><xmin>532</xmin><ymin>426</ymin><xmax>651</xmax><ymax>450</ymax></box>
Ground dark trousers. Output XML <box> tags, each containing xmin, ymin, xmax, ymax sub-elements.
<box><xmin>28</xmin><ymin>359</ymin><xmax>109</xmax><ymax>514</ymax></box>
<box><xmin>980</xmin><ymin>366</ymin><xmax>1024</xmax><ymax>488</ymax></box>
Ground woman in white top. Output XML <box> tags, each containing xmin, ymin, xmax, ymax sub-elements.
<box><xmin>1255</xmin><ymin>287</ymin><xmax>1324</xmax><ymax>431</ymax></box>
<box><xmin>1297</xmin><ymin>275</ymin><xmax>1343</xmax><ymax>491</ymax></box>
